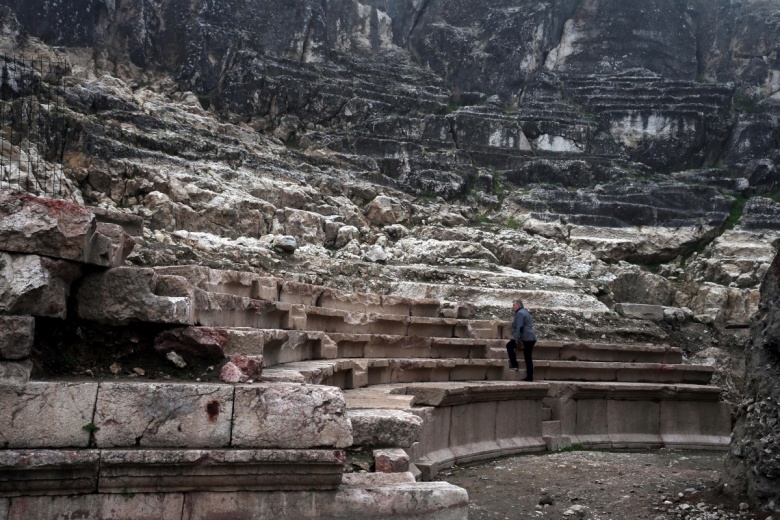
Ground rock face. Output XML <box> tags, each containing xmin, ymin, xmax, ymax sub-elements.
<box><xmin>726</xmin><ymin>251</ymin><xmax>780</xmax><ymax>513</ymax></box>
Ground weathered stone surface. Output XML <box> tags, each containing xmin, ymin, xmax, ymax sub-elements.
<box><xmin>0</xmin><ymin>382</ymin><xmax>98</xmax><ymax>448</ymax></box>
<box><xmin>374</xmin><ymin>448</ymin><xmax>410</xmax><ymax>473</ymax></box>
<box><xmin>93</xmin><ymin>383</ymin><xmax>233</xmax><ymax>448</ymax></box>
<box><xmin>232</xmin><ymin>384</ymin><xmax>352</xmax><ymax>448</ymax></box>
<box><xmin>7</xmin><ymin>493</ymin><xmax>184</xmax><ymax>520</ymax></box>
<box><xmin>0</xmin><ymin>450</ymin><xmax>99</xmax><ymax>496</ymax></box>
<box><xmin>0</xmin><ymin>190</ymin><xmax>95</xmax><ymax>262</ymax></box>
<box><xmin>0</xmin><ymin>316</ymin><xmax>34</xmax><ymax>360</ymax></box>
<box><xmin>77</xmin><ymin>268</ymin><xmax>192</xmax><ymax>325</ymax></box>
<box><xmin>184</xmin><ymin>481</ymin><xmax>469</xmax><ymax>520</ymax></box>
<box><xmin>726</xmin><ymin>250</ymin><xmax>780</xmax><ymax>512</ymax></box>
<box><xmin>0</xmin><ymin>253</ymin><xmax>81</xmax><ymax>319</ymax></box>
<box><xmin>348</xmin><ymin>409</ymin><xmax>423</xmax><ymax>448</ymax></box>
<box><xmin>0</xmin><ymin>360</ymin><xmax>32</xmax><ymax>384</ymax></box>
<box><xmin>219</xmin><ymin>355</ymin><xmax>262</xmax><ymax>383</ymax></box>
<box><xmin>365</xmin><ymin>196</ymin><xmax>410</xmax><ymax>226</ymax></box>
<box><xmin>154</xmin><ymin>327</ymin><xmax>230</xmax><ymax>360</ymax></box>
<box><xmin>98</xmin><ymin>449</ymin><xmax>345</xmax><ymax>493</ymax></box>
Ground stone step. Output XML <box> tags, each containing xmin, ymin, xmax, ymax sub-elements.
<box><xmin>153</xmin><ymin>265</ymin><xmax>441</xmax><ymax>317</ymax></box>
<box><xmin>0</xmin><ymin>449</ymin><xmax>345</xmax><ymax>496</ymax></box>
<box><xmin>259</xmin><ymin>358</ymin><xmax>715</xmax><ymax>387</ymax></box>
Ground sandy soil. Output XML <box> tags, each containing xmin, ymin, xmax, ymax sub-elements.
<box><xmin>435</xmin><ymin>450</ymin><xmax>776</xmax><ymax>520</ymax></box>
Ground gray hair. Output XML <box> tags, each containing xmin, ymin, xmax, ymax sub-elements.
<box><xmin>513</xmin><ymin>299</ymin><xmax>523</xmax><ymax>307</ymax></box>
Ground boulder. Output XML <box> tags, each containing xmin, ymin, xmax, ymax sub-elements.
<box><xmin>76</xmin><ymin>268</ymin><xmax>192</xmax><ymax>325</ymax></box>
<box><xmin>364</xmin><ymin>196</ymin><xmax>410</xmax><ymax>226</ymax></box>
<box><xmin>0</xmin><ymin>253</ymin><xmax>81</xmax><ymax>319</ymax></box>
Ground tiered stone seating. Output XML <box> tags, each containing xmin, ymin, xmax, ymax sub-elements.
<box><xmin>68</xmin><ymin>262</ymin><xmax>731</xmax><ymax>481</ymax></box>
<box><xmin>0</xmin><ymin>191</ymin><xmax>733</xmax><ymax>515</ymax></box>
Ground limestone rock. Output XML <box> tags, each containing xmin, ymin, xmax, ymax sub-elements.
<box><xmin>76</xmin><ymin>268</ymin><xmax>192</xmax><ymax>325</ymax></box>
<box><xmin>348</xmin><ymin>409</ymin><xmax>423</xmax><ymax>448</ymax></box>
<box><xmin>219</xmin><ymin>355</ymin><xmax>262</xmax><ymax>383</ymax></box>
<box><xmin>94</xmin><ymin>382</ymin><xmax>234</xmax><ymax>448</ymax></box>
<box><xmin>154</xmin><ymin>327</ymin><xmax>229</xmax><ymax>361</ymax></box>
<box><xmin>0</xmin><ymin>382</ymin><xmax>98</xmax><ymax>448</ymax></box>
<box><xmin>273</xmin><ymin>235</ymin><xmax>297</xmax><ymax>254</ymax></box>
<box><xmin>0</xmin><ymin>360</ymin><xmax>32</xmax><ymax>384</ymax></box>
<box><xmin>0</xmin><ymin>316</ymin><xmax>34</xmax><ymax>360</ymax></box>
<box><xmin>0</xmin><ymin>253</ymin><xmax>81</xmax><ymax>319</ymax></box>
<box><xmin>232</xmin><ymin>384</ymin><xmax>352</xmax><ymax>448</ymax></box>
<box><xmin>365</xmin><ymin>196</ymin><xmax>410</xmax><ymax>226</ymax></box>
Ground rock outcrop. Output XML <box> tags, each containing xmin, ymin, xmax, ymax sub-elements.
<box><xmin>726</xmin><ymin>251</ymin><xmax>780</xmax><ymax>513</ymax></box>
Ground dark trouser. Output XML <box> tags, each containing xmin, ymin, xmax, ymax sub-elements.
<box><xmin>506</xmin><ymin>339</ymin><xmax>535</xmax><ymax>379</ymax></box>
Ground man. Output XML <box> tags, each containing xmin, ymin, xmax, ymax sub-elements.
<box><xmin>506</xmin><ymin>298</ymin><xmax>537</xmax><ymax>381</ymax></box>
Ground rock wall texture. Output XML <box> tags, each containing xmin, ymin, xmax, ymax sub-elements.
<box><xmin>726</xmin><ymin>250</ymin><xmax>780</xmax><ymax>514</ymax></box>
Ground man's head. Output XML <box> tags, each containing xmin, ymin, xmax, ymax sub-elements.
<box><xmin>512</xmin><ymin>299</ymin><xmax>523</xmax><ymax>312</ymax></box>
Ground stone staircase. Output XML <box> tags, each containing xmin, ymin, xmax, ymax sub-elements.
<box><xmin>0</xmin><ymin>190</ymin><xmax>731</xmax><ymax>518</ymax></box>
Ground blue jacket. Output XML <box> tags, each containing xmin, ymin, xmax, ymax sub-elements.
<box><xmin>512</xmin><ymin>307</ymin><xmax>537</xmax><ymax>342</ymax></box>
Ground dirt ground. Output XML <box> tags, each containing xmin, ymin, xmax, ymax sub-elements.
<box><xmin>434</xmin><ymin>450</ymin><xmax>776</xmax><ymax>520</ymax></box>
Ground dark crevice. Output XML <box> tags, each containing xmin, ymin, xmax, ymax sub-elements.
<box><xmin>406</xmin><ymin>0</ymin><xmax>432</xmax><ymax>47</ymax></box>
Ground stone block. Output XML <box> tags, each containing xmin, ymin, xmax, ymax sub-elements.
<box><xmin>0</xmin><ymin>253</ymin><xmax>81</xmax><ymax>319</ymax></box>
<box><xmin>0</xmin><ymin>360</ymin><xmax>32</xmax><ymax>384</ymax></box>
<box><xmin>542</xmin><ymin>420</ymin><xmax>562</xmax><ymax>437</ymax></box>
<box><xmin>219</xmin><ymin>355</ymin><xmax>262</xmax><ymax>383</ymax></box>
<box><xmin>94</xmin><ymin>383</ymin><xmax>233</xmax><ymax>448</ymax></box>
<box><xmin>0</xmin><ymin>450</ymin><xmax>99</xmax><ymax>496</ymax></box>
<box><xmin>616</xmin><ymin>303</ymin><xmax>665</xmax><ymax>321</ymax></box>
<box><xmin>607</xmin><ymin>400</ymin><xmax>662</xmax><ymax>448</ymax></box>
<box><xmin>77</xmin><ymin>268</ymin><xmax>192</xmax><ymax>325</ymax></box>
<box><xmin>279</xmin><ymin>281</ymin><xmax>323</xmax><ymax>306</ymax></box>
<box><xmin>543</xmin><ymin>435</ymin><xmax>572</xmax><ymax>451</ymax></box>
<box><xmin>573</xmin><ymin>399</ymin><xmax>611</xmax><ymax>447</ymax></box>
<box><xmin>98</xmin><ymin>449</ymin><xmax>345</xmax><ymax>493</ymax></box>
<box><xmin>342</xmin><ymin>471</ymin><xmax>416</xmax><ymax>486</ymax></box>
<box><xmin>8</xmin><ymin>493</ymin><xmax>184</xmax><ymax>520</ymax></box>
<box><xmin>374</xmin><ymin>448</ymin><xmax>410</xmax><ymax>473</ymax></box>
<box><xmin>232</xmin><ymin>384</ymin><xmax>352</xmax><ymax>449</ymax></box>
<box><xmin>660</xmin><ymin>400</ymin><xmax>731</xmax><ymax>447</ymax></box>
<box><xmin>319</xmin><ymin>288</ymin><xmax>382</xmax><ymax>313</ymax></box>
<box><xmin>86</xmin><ymin>222</ymin><xmax>135</xmax><ymax>267</ymax></box>
<box><xmin>90</xmin><ymin>206</ymin><xmax>145</xmax><ymax>236</ymax></box>
<box><xmin>154</xmin><ymin>326</ymin><xmax>231</xmax><ymax>360</ymax></box>
<box><xmin>0</xmin><ymin>498</ymin><xmax>6</xmax><ymax>520</ymax></box>
<box><xmin>0</xmin><ymin>316</ymin><xmax>34</xmax><ymax>360</ymax></box>
<box><xmin>348</xmin><ymin>409</ymin><xmax>422</xmax><ymax>448</ymax></box>
<box><xmin>0</xmin><ymin>382</ymin><xmax>97</xmax><ymax>448</ymax></box>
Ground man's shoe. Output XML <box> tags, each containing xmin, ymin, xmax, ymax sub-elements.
<box><xmin>509</xmin><ymin>367</ymin><xmax>519</xmax><ymax>372</ymax></box>
<box><xmin>523</xmin><ymin>376</ymin><xmax>533</xmax><ymax>381</ymax></box>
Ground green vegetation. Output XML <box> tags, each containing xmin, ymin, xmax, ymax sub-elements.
<box><xmin>559</xmin><ymin>443</ymin><xmax>585</xmax><ymax>453</ymax></box>
<box><xmin>440</xmin><ymin>102</ymin><xmax>461</xmax><ymax>115</ymax></box>
<box><xmin>82</xmin><ymin>423</ymin><xmax>100</xmax><ymax>433</ymax></box>
<box><xmin>733</xmin><ymin>90</ymin><xmax>760</xmax><ymax>113</ymax></box>
<box><xmin>723</xmin><ymin>194</ymin><xmax>748</xmax><ymax>231</ymax></box>
<box><xmin>505</xmin><ymin>217</ymin><xmax>519</xmax><ymax>230</ymax></box>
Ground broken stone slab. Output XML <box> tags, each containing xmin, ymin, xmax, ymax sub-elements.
<box><xmin>0</xmin><ymin>450</ymin><xmax>99</xmax><ymax>496</ymax></box>
<box><xmin>77</xmin><ymin>268</ymin><xmax>192</xmax><ymax>325</ymax></box>
<box><xmin>154</xmin><ymin>326</ymin><xmax>235</xmax><ymax>360</ymax></box>
<box><xmin>98</xmin><ymin>449</ymin><xmax>346</xmax><ymax>493</ymax></box>
<box><xmin>86</xmin><ymin>222</ymin><xmax>136</xmax><ymax>267</ymax></box>
<box><xmin>7</xmin><ymin>493</ymin><xmax>184</xmax><ymax>520</ymax></box>
<box><xmin>0</xmin><ymin>253</ymin><xmax>81</xmax><ymax>319</ymax></box>
<box><xmin>0</xmin><ymin>360</ymin><xmax>32</xmax><ymax>384</ymax></box>
<box><xmin>90</xmin><ymin>206</ymin><xmax>145</xmax><ymax>237</ymax></box>
<box><xmin>348</xmin><ymin>409</ymin><xmax>423</xmax><ymax>448</ymax></box>
<box><xmin>232</xmin><ymin>384</ymin><xmax>353</xmax><ymax>449</ymax></box>
<box><xmin>93</xmin><ymin>382</ymin><xmax>233</xmax><ymax>448</ymax></box>
<box><xmin>0</xmin><ymin>191</ymin><xmax>134</xmax><ymax>266</ymax></box>
<box><xmin>374</xmin><ymin>448</ymin><xmax>410</xmax><ymax>473</ymax></box>
<box><xmin>0</xmin><ymin>382</ymin><xmax>98</xmax><ymax>448</ymax></box>
<box><xmin>616</xmin><ymin>303</ymin><xmax>666</xmax><ymax>321</ymax></box>
<box><xmin>219</xmin><ymin>355</ymin><xmax>262</xmax><ymax>383</ymax></box>
<box><xmin>344</xmin><ymin>388</ymin><xmax>417</xmax><ymax>410</ymax></box>
<box><xmin>341</xmin><ymin>471</ymin><xmax>416</xmax><ymax>486</ymax></box>
<box><xmin>0</xmin><ymin>316</ymin><xmax>34</xmax><ymax>360</ymax></box>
